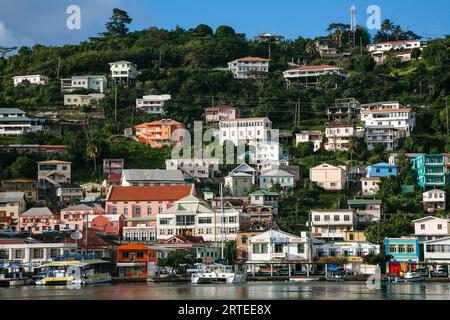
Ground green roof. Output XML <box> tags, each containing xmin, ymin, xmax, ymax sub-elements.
<box><xmin>347</xmin><ymin>199</ymin><xmax>382</xmax><ymax>205</ymax></box>
<box><xmin>250</xmin><ymin>190</ymin><xmax>279</xmax><ymax>196</ymax></box>
<box><xmin>124</xmin><ymin>217</ymin><xmax>156</xmax><ymax>222</ymax></box>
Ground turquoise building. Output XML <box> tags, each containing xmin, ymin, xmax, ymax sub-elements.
<box><xmin>385</xmin><ymin>237</ymin><xmax>421</xmax><ymax>262</ymax></box>
<box><xmin>411</xmin><ymin>154</ymin><xmax>447</xmax><ymax>188</ymax></box>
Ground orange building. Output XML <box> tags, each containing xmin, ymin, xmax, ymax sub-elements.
<box><xmin>135</xmin><ymin>119</ymin><xmax>185</xmax><ymax>148</ymax></box>
<box><xmin>115</xmin><ymin>244</ymin><xmax>157</xmax><ymax>278</ymax></box>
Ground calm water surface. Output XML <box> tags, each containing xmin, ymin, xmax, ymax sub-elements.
<box><xmin>2</xmin><ymin>282</ymin><xmax>450</xmax><ymax>300</ymax></box>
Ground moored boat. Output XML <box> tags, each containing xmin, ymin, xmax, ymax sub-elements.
<box><xmin>35</xmin><ymin>260</ymin><xmax>112</xmax><ymax>286</ymax></box>
<box><xmin>191</xmin><ymin>264</ymin><xmax>246</xmax><ymax>284</ymax></box>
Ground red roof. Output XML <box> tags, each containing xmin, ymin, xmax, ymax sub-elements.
<box><xmin>108</xmin><ymin>173</ymin><xmax>122</xmax><ymax>183</ymax></box>
<box><xmin>107</xmin><ymin>185</ymin><xmax>194</xmax><ymax>202</ymax></box>
<box><xmin>237</xmin><ymin>57</ymin><xmax>269</xmax><ymax>62</ymax></box>
<box><xmin>287</xmin><ymin>65</ymin><xmax>340</xmax><ymax>72</ymax></box>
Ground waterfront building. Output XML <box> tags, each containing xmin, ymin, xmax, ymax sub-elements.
<box><xmin>422</xmin><ymin>189</ymin><xmax>446</xmax><ymax>213</ymax></box>
<box><xmin>121</xmin><ymin>169</ymin><xmax>186</xmax><ymax>186</ymax></box>
<box><xmin>413</xmin><ymin>216</ymin><xmax>450</xmax><ymax>242</ymax></box>
<box><xmin>411</xmin><ymin>154</ymin><xmax>447</xmax><ymax>188</ymax></box>
<box><xmin>246</xmin><ymin>229</ymin><xmax>309</xmax><ymax>263</ymax></box>
<box><xmin>136</xmin><ymin>94</ymin><xmax>171</xmax><ymax>114</ymax></box>
<box><xmin>236</xmin><ymin>220</ymin><xmax>278</xmax><ymax>261</ymax></box>
<box><xmin>227</xmin><ymin>57</ymin><xmax>269</xmax><ymax>79</ymax></box>
<box><xmin>366</xmin><ymin>162</ymin><xmax>397</xmax><ymax>178</ymax></box>
<box><xmin>156</xmin><ymin>195</ymin><xmax>240</xmax><ymax>242</ymax></box>
<box><xmin>385</xmin><ymin>237</ymin><xmax>421</xmax><ymax>262</ymax></box>
<box><xmin>60</xmin><ymin>75</ymin><xmax>107</xmax><ymax>93</ymax></box>
<box><xmin>204</xmin><ymin>105</ymin><xmax>239</xmax><ymax>123</ymax></box>
<box><xmin>106</xmin><ymin>185</ymin><xmax>195</xmax><ymax>242</ymax></box>
<box><xmin>423</xmin><ymin>237</ymin><xmax>450</xmax><ymax>263</ymax></box>
<box><xmin>313</xmin><ymin>241</ymin><xmax>380</xmax><ymax>261</ymax></box>
<box><xmin>0</xmin><ymin>238</ymin><xmax>77</xmax><ymax>272</ymax></box>
<box><xmin>0</xmin><ymin>108</ymin><xmax>44</xmax><ymax>136</ymax></box>
<box><xmin>311</xmin><ymin>210</ymin><xmax>356</xmax><ymax>240</ymax></box>
<box><xmin>13</xmin><ymin>75</ymin><xmax>49</xmax><ymax>86</ymax></box>
<box><xmin>115</xmin><ymin>244</ymin><xmax>158</xmax><ymax>278</ymax></box>
<box><xmin>309</xmin><ymin>163</ymin><xmax>347</xmax><ymax>191</ymax></box>
<box><xmin>295</xmin><ymin>131</ymin><xmax>323</xmax><ymax>152</ymax></box>
<box><xmin>135</xmin><ymin>119</ymin><xmax>185</xmax><ymax>148</ymax></box>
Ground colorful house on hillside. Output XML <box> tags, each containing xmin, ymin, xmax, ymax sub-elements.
<box><xmin>89</xmin><ymin>214</ymin><xmax>124</xmax><ymax>236</ymax></box>
<box><xmin>135</xmin><ymin>119</ymin><xmax>185</xmax><ymax>148</ymax></box>
<box><xmin>115</xmin><ymin>244</ymin><xmax>157</xmax><ymax>278</ymax></box>
<box><xmin>366</xmin><ymin>162</ymin><xmax>397</xmax><ymax>178</ymax></box>
<box><xmin>347</xmin><ymin>198</ymin><xmax>382</xmax><ymax>223</ymax></box>
<box><xmin>385</xmin><ymin>237</ymin><xmax>422</xmax><ymax>275</ymax></box>
<box><xmin>412</xmin><ymin>154</ymin><xmax>447</xmax><ymax>188</ymax></box>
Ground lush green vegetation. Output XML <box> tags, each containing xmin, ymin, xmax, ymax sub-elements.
<box><xmin>1</xmin><ymin>9</ymin><xmax>450</xmax><ymax>240</ymax></box>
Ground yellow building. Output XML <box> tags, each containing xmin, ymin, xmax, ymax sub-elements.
<box><xmin>343</xmin><ymin>231</ymin><xmax>367</xmax><ymax>242</ymax></box>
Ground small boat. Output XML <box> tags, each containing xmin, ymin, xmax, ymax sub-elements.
<box><xmin>35</xmin><ymin>260</ymin><xmax>112</xmax><ymax>286</ymax></box>
<box><xmin>191</xmin><ymin>264</ymin><xmax>246</xmax><ymax>284</ymax></box>
<box><xmin>403</xmin><ymin>272</ymin><xmax>423</xmax><ymax>282</ymax></box>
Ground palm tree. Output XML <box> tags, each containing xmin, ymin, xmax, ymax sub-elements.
<box><xmin>347</xmin><ymin>137</ymin><xmax>359</xmax><ymax>166</ymax></box>
<box><xmin>381</xmin><ymin>19</ymin><xmax>394</xmax><ymax>41</ymax></box>
<box><xmin>332</xmin><ymin>29</ymin><xmax>344</xmax><ymax>47</ymax></box>
<box><xmin>86</xmin><ymin>141</ymin><xmax>100</xmax><ymax>173</ymax></box>
<box><xmin>392</xmin><ymin>25</ymin><xmax>403</xmax><ymax>41</ymax></box>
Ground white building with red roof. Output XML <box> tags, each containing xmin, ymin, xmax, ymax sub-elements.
<box><xmin>283</xmin><ymin>65</ymin><xmax>346</xmax><ymax>87</ymax></box>
<box><xmin>367</xmin><ymin>40</ymin><xmax>426</xmax><ymax>64</ymax></box>
<box><xmin>204</xmin><ymin>105</ymin><xmax>240</xmax><ymax>123</ymax></box>
<box><xmin>227</xmin><ymin>56</ymin><xmax>269</xmax><ymax>79</ymax></box>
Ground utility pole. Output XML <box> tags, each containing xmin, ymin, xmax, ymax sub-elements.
<box><xmin>360</xmin><ymin>37</ymin><xmax>363</xmax><ymax>56</ymax></box>
<box><xmin>297</xmin><ymin>98</ymin><xmax>301</xmax><ymax>127</ymax></box>
<box><xmin>446</xmin><ymin>97</ymin><xmax>449</xmax><ymax>138</ymax></box>
<box><xmin>114</xmin><ymin>85</ymin><xmax>118</xmax><ymax>123</ymax></box>
<box><xmin>56</xmin><ymin>58</ymin><xmax>61</xmax><ymax>79</ymax></box>
<box><xmin>268</xmin><ymin>44</ymin><xmax>271</xmax><ymax>60</ymax></box>
<box><xmin>220</xmin><ymin>183</ymin><xmax>225</xmax><ymax>260</ymax></box>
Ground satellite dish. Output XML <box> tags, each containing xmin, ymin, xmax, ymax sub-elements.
<box><xmin>71</xmin><ymin>231</ymin><xmax>83</xmax><ymax>240</ymax></box>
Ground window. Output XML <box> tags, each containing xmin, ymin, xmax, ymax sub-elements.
<box><xmin>334</xmin><ymin>215</ymin><xmax>339</xmax><ymax>221</ymax></box>
<box><xmin>398</xmin><ymin>245</ymin><xmax>406</xmax><ymax>253</ymax></box>
<box><xmin>314</xmin><ymin>215</ymin><xmax>320</xmax><ymax>222</ymax></box>
<box><xmin>147</xmin><ymin>207</ymin><xmax>152</xmax><ymax>215</ymax></box>
<box><xmin>112</xmin><ymin>207</ymin><xmax>117</xmax><ymax>215</ymax></box>
<box><xmin>438</xmin><ymin>224</ymin><xmax>443</xmax><ymax>230</ymax></box>
<box><xmin>137</xmin><ymin>251</ymin><xmax>144</xmax><ymax>258</ymax></box>
<box><xmin>198</xmin><ymin>217</ymin><xmax>212</xmax><ymax>224</ymax></box>
<box><xmin>420</xmin><ymin>224</ymin><xmax>425</xmax><ymax>230</ymax></box>
<box><xmin>135</xmin><ymin>206</ymin><xmax>141</xmax><ymax>215</ymax></box>
<box><xmin>33</xmin><ymin>249</ymin><xmax>43</xmax><ymax>259</ymax></box>
<box><xmin>389</xmin><ymin>245</ymin><xmax>397</xmax><ymax>253</ymax></box>
<box><xmin>297</xmin><ymin>243</ymin><xmax>305</xmax><ymax>254</ymax></box>
<box><xmin>160</xmin><ymin>218</ymin><xmax>171</xmax><ymax>225</ymax></box>
<box><xmin>407</xmin><ymin>245</ymin><xmax>415</xmax><ymax>253</ymax></box>
<box><xmin>344</xmin><ymin>215</ymin><xmax>350</xmax><ymax>222</ymax></box>
<box><xmin>324</xmin><ymin>215</ymin><xmax>330</xmax><ymax>221</ymax></box>
<box><xmin>252</xmin><ymin>243</ymin><xmax>268</xmax><ymax>254</ymax></box>
<box><xmin>274</xmin><ymin>243</ymin><xmax>283</xmax><ymax>253</ymax></box>
<box><xmin>122</xmin><ymin>252</ymin><xmax>129</xmax><ymax>258</ymax></box>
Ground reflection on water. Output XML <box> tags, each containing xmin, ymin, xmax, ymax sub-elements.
<box><xmin>2</xmin><ymin>282</ymin><xmax>450</xmax><ymax>300</ymax></box>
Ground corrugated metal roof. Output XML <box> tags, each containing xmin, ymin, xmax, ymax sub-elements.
<box><xmin>123</xmin><ymin>169</ymin><xmax>184</xmax><ymax>182</ymax></box>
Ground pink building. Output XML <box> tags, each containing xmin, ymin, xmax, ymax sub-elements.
<box><xmin>60</xmin><ymin>204</ymin><xmax>94</xmax><ymax>231</ymax></box>
<box><xmin>19</xmin><ymin>207</ymin><xmax>60</xmax><ymax>234</ymax></box>
<box><xmin>105</xmin><ymin>185</ymin><xmax>195</xmax><ymax>240</ymax></box>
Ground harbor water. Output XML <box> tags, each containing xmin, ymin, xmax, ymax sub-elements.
<box><xmin>1</xmin><ymin>281</ymin><xmax>450</xmax><ymax>300</ymax></box>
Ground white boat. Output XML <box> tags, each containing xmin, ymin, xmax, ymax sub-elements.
<box><xmin>191</xmin><ymin>264</ymin><xmax>246</xmax><ymax>284</ymax></box>
<box><xmin>289</xmin><ymin>277</ymin><xmax>318</xmax><ymax>283</ymax></box>
<box><xmin>35</xmin><ymin>260</ymin><xmax>112</xmax><ymax>286</ymax></box>
<box><xmin>403</xmin><ymin>272</ymin><xmax>423</xmax><ymax>282</ymax></box>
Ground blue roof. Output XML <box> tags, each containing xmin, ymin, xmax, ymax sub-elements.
<box><xmin>369</xmin><ymin>162</ymin><xmax>396</xmax><ymax>168</ymax></box>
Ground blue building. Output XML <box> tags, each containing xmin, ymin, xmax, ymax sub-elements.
<box><xmin>384</xmin><ymin>237</ymin><xmax>421</xmax><ymax>262</ymax></box>
<box><xmin>366</xmin><ymin>162</ymin><xmax>397</xmax><ymax>178</ymax></box>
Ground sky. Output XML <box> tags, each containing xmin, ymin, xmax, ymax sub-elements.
<box><xmin>0</xmin><ymin>0</ymin><xmax>449</xmax><ymax>49</ymax></box>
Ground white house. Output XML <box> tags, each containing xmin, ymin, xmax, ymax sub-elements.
<box><xmin>165</xmin><ymin>158</ymin><xmax>220</xmax><ymax>178</ymax></box>
<box><xmin>313</xmin><ymin>241</ymin><xmax>380</xmax><ymax>260</ymax></box>
<box><xmin>227</xmin><ymin>57</ymin><xmax>269</xmax><ymax>79</ymax></box>
<box><xmin>325</xmin><ymin>123</ymin><xmax>355</xmax><ymax>151</ymax></box>
<box><xmin>423</xmin><ymin>237</ymin><xmax>450</xmax><ymax>263</ymax></box>
<box><xmin>0</xmin><ymin>239</ymin><xmax>77</xmax><ymax>272</ymax></box>
<box><xmin>229</xmin><ymin>163</ymin><xmax>257</xmax><ymax>184</ymax></box>
<box><xmin>204</xmin><ymin>105</ymin><xmax>239</xmax><ymax>123</ymax></box>
<box><xmin>367</xmin><ymin>40</ymin><xmax>425</xmax><ymax>64</ymax></box>
<box><xmin>422</xmin><ymin>189</ymin><xmax>446</xmax><ymax>213</ymax></box>
<box><xmin>360</xmin><ymin>101</ymin><xmax>415</xmax><ymax>138</ymax></box>
<box><xmin>240</xmin><ymin>141</ymin><xmax>282</xmax><ymax>165</ymax></box>
<box><xmin>13</xmin><ymin>75</ymin><xmax>49</xmax><ymax>86</ymax></box>
<box><xmin>365</xmin><ymin>126</ymin><xmax>399</xmax><ymax>151</ymax></box>
<box><xmin>219</xmin><ymin>117</ymin><xmax>273</xmax><ymax>146</ymax></box>
<box><xmin>247</xmin><ymin>229</ymin><xmax>309</xmax><ymax>263</ymax></box>
<box><xmin>361</xmin><ymin>177</ymin><xmax>381</xmax><ymax>196</ymax></box>
<box><xmin>259</xmin><ymin>169</ymin><xmax>294</xmax><ymax>189</ymax></box>
<box><xmin>311</xmin><ymin>209</ymin><xmax>356</xmax><ymax>239</ymax></box>
<box><xmin>413</xmin><ymin>216</ymin><xmax>450</xmax><ymax>242</ymax></box>
<box><xmin>224</xmin><ymin>172</ymin><xmax>254</xmax><ymax>197</ymax></box>
<box><xmin>60</xmin><ymin>75</ymin><xmax>107</xmax><ymax>93</ymax></box>
<box><xmin>295</xmin><ymin>131</ymin><xmax>323</xmax><ymax>152</ymax></box>
<box><xmin>109</xmin><ymin>60</ymin><xmax>139</xmax><ymax>85</ymax></box>
<box><xmin>252</xmin><ymin>33</ymin><xmax>285</xmax><ymax>43</ymax></box>
<box><xmin>156</xmin><ymin>195</ymin><xmax>239</xmax><ymax>242</ymax></box>
<box><xmin>136</xmin><ymin>94</ymin><xmax>171</xmax><ymax>114</ymax></box>
<box><xmin>64</xmin><ymin>93</ymin><xmax>105</xmax><ymax>107</ymax></box>
<box><xmin>283</xmin><ymin>65</ymin><xmax>346</xmax><ymax>87</ymax></box>
<box><xmin>0</xmin><ymin>108</ymin><xmax>43</xmax><ymax>136</ymax></box>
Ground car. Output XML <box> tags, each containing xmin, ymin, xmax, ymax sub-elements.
<box><xmin>414</xmin><ymin>268</ymin><xmax>429</xmax><ymax>277</ymax></box>
<box><xmin>42</xmin><ymin>229</ymin><xmax>58</xmax><ymax>234</ymax></box>
<box><xmin>60</xmin><ymin>227</ymin><xmax>72</xmax><ymax>233</ymax></box>
<box><xmin>0</xmin><ymin>229</ymin><xmax>18</xmax><ymax>237</ymax></box>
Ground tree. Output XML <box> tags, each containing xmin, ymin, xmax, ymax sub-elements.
<box><xmin>104</xmin><ymin>8</ymin><xmax>132</xmax><ymax>37</ymax></box>
<box><xmin>381</xmin><ymin>19</ymin><xmax>394</xmax><ymax>41</ymax></box>
<box><xmin>365</xmin><ymin>215</ymin><xmax>414</xmax><ymax>246</ymax></box>
<box><xmin>157</xmin><ymin>250</ymin><xmax>197</xmax><ymax>273</ymax></box>
<box><xmin>411</xmin><ymin>48</ymin><xmax>422</xmax><ymax>60</ymax></box>
<box><xmin>194</xmin><ymin>24</ymin><xmax>213</xmax><ymax>37</ymax></box>
<box><xmin>9</xmin><ymin>156</ymin><xmax>36</xmax><ymax>179</ymax></box>
<box><xmin>215</xmin><ymin>25</ymin><xmax>235</xmax><ymax>37</ymax></box>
